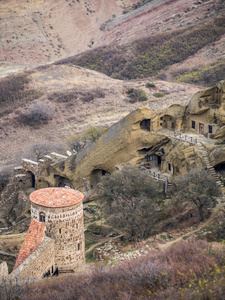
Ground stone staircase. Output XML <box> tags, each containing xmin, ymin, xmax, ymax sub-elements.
<box><xmin>197</xmin><ymin>143</ymin><xmax>223</xmax><ymax>187</ymax></box>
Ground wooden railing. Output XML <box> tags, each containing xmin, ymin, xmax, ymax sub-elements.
<box><xmin>173</xmin><ymin>131</ymin><xmax>198</xmax><ymax>144</ymax></box>
<box><xmin>139</xmin><ymin>166</ymin><xmax>168</xmax><ymax>193</ymax></box>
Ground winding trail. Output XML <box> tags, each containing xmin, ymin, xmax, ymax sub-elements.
<box><xmin>158</xmin><ymin>187</ymin><xmax>225</xmax><ymax>250</ymax></box>
<box><xmin>85</xmin><ymin>234</ymin><xmax>123</xmax><ymax>255</ymax></box>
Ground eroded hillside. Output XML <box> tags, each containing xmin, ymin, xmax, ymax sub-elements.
<box><xmin>1</xmin><ymin>0</ymin><xmax>225</xmax><ymax>78</ymax></box>
<box><xmin>0</xmin><ymin>0</ymin><xmax>137</xmax><ymax>75</ymax></box>
<box><xmin>0</xmin><ymin>64</ymin><xmax>199</xmax><ymax>169</ymax></box>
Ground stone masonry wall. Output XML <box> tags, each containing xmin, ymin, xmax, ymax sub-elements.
<box><xmin>0</xmin><ymin>262</ymin><xmax>9</xmax><ymax>285</ymax></box>
<box><xmin>31</xmin><ymin>202</ymin><xmax>85</xmax><ymax>271</ymax></box>
<box><xmin>9</xmin><ymin>237</ymin><xmax>54</xmax><ymax>283</ymax></box>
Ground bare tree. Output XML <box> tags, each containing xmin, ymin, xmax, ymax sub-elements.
<box><xmin>99</xmin><ymin>166</ymin><xmax>163</xmax><ymax>240</ymax></box>
<box><xmin>66</xmin><ymin>127</ymin><xmax>107</xmax><ymax>153</ymax></box>
<box><xmin>26</xmin><ymin>142</ymin><xmax>65</xmax><ymax>161</ymax></box>
<box><xmin>171</xmin><ymin>169</ymin><xmax>220</xmax><ymax>221</ymax></box>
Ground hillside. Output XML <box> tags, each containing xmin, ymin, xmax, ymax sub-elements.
<box><xmin>0</xmin><ymin>0</ymin><xmax>141</xmax><ymax>76</ymax></box>
<box><xmin>0</xmin><ymin>64</ymin><xmax>199</xmax><ymax>170</ymax></box>
<box><xmin>58</xmin><ymin>7</ymin><xmax>225</xmax><ymax>84</ymax></box>
<box><xmin>0</xmin><ymin>0</ymin><xmax>224</xmax><ymax>170</ymax></box>
<box><xmin>1</xmin><ymin>0</ymin><xmax>225</xmax><ymax>79</ymax></box>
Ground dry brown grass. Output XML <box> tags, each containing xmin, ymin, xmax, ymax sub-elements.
<box><xmin>14</xmin><ymin>240</ymin><xmax>225</xmax><ymax>300</ymax></box>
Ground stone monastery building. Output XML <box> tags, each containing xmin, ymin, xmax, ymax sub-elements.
<box><xmin>9</xmin><ymin>187</ymin><xmax>85</xmax><ymax>281</ymax></box>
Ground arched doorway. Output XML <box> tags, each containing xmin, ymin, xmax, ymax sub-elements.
<box><xmin>91</xmin><ymin>169</ymin><xmax>110</xmax><ymax>187</ymax></box>
<box><xmin>54</xmin><ymin>175</ymin><xmax>73</xmax><ymax>188</ymax></box>
<box><xmin>215</xmin><ymin>162</ymin><xmax>225</xmax><ymax>184</ymax></box>
<box><xmin>26</xmin><ymin>171</ymin><xmax>36</xmax><ymax>188</ymax></box>
<box><xmin>160</xmin><ymin>115</ymin><xmax>176</xmax><ymax>130</ymax></box>
<box><xmin>140</xmin><ymin>119</ymin><xmax>151</xmax><ymax>131</ymax></box>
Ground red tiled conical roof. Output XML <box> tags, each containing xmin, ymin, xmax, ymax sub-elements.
<box><xmin>13</xmin><ymin>219</ymin><xmax>45</xmax><ymax>270</ymax></box>
<box><xmin>30</xmin><ymin>187</ymin><xmax>84</xmax><ymax>208</ymax></box>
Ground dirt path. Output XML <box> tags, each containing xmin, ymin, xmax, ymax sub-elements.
<box><xmin>85</xmin><ymin>234</ymin><xmax>123</xmax><ymax>254</ymax></box>
<box><xmin>158</xmin><ymin>189</ymin><xmax>225</xmax><ymax>250</ymax></box>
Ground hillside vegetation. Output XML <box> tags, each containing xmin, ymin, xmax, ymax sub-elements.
<box><xmin>174</xmin><ymin>59</ymin><xmax>225</xmax><ymax>86</ymax></box>
<box><xmin>56</xmin><ymin>15</ymin><xmax>225</xmax><ymax>82</ymax></box>
<box><xmin>4</xmin><ymin>240</ymin><xmax>225</xmax><ymax>300</ymax></box>
<box><xmin>0</xmin><ymin>73</ymin><xmax>44</xmax><ymax>109</ymax></box>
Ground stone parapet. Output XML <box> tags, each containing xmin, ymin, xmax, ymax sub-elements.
<box><xmin>22</xmin><ymin>159</ymin><xmax>38</xmax><ymax>175</ymax></box>
<box><xmin>0</xmin><ymin>261</ymin><xmax>9</xmax><ymax>285</ymax></box>
<box><xmin>9</xmin><ymin>237</ymin><xmax>55</xmax><ymax>283</ymax></box>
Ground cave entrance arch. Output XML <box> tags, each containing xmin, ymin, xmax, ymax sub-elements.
<box><xmin>140</xmin><ymin>119</ymin><xmax>151</xmax><ymax>131</ymax></box>
<box><xmin>214</xmin><ymin>162</ymin><xmax>225</xmax><ymax>184</ymax></box>
<box><xmin>215</xmin><ymin>162</ymin><xmax>225</xmax><ymax>175</ymax></box>
<box><xmin>160</xmin><ymin>115</ymin><xmax>176</xmax><ymax>130</ymax></box>
<box><xmin>26</xmin><ymin>171</ymin><xmax>36</xmax><ymax>188</ymax></box>
<box><xmin>91</xmin><ymin>169</ymin><xmax>110</xmax><ymax>187</ymax></box>
<box><xmin>54</xmin><ymin>175</ymin><xmax>73</xmax><ymax>188</ymax></box>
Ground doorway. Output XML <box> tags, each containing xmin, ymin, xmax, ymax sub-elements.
<box><xmin>199</xmin><ymin>123</ymin><xmax>204</xmax><ymax>135</ymax></box>
<box><xmin>158</xmin><ymin>156</ymin><xmax>161</xmax><ymax>166</ymax></box>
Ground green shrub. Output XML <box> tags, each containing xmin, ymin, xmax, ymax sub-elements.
<box><xmin>153</xmin><ymin>92</ymin><xmax>165</xmax><ymax>98</ymax></box>
<box><xmin>146</xmin><ymin>82</ymin><xmax>156</xmax><ymax>88</ymax></box>
<box><xmin>174</xmin><ymin>59</ymin><xmax>225</xmax><ymax>86</ymax></box>
<box><xmin>127</xmin><ymin>88</ymin><xmax>147</xmax><ymax>103</ymax></box>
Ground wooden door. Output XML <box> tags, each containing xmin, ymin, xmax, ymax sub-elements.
<box><xmin>199</xmin><ymin>123</ymin><xmax>204</xmax><ymax>135</ymax></box>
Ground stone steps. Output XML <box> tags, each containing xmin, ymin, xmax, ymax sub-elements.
<box><xmin>197</xmin><ymin>143</ymin><xmax>223</xmax><ymax>187</ymax></box>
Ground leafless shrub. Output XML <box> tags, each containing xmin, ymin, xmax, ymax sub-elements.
<box><xmin>0</xmin><ymin>279</ymin><xmax>23</xmax><ymax>300</ymax></box>
<box><xmin>23</xmin><ymin>102</ymin><xmax>55</xmax><ymax>125</ymax></box>
<box><xmin>99</xmin><ymin>166</ymin><xmax>163</xmax><ymax>240</ymax></box>
<box><xmin>21</xmin><ymin>239</ymin><xmax>225</xmax><ymax>300</ymax></box>
<box><xmin>171</xmin><ymin>169</ymin><xmax>220</xmax><ymax>221</ymax></box>
<box><xmin>26</xmin><ymin>142</ymin><xmax>65</xmax><ymax>161</ymax></box>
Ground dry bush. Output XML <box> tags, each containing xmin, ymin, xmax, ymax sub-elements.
<box><xmin>22</xmin><ymin>102</ymin><xmax>55</xmax><ymax>125</ymax></box>
<box><xmin>25</xmin><ymin>142</ymin><xmax>65</xmax><ymax>161</ymax></box>
<box><xmin>56</xmin><ymin>14</ymin><xmax>225</xmax><ymax>80</ymax></box>
<box><xmin>20</xmin><ymin>239</ymin><xmax>225</xmax><ymax>300</ymax></box>
<box><xmin>48</xmin><ymin>90</ymin><xmax>78</xmax><ymax>103</ymax></box>
<box><xmin>171</xmin><ymin>169</ymin><xmax>220</xmax><ymax>221</ymax></box>
<box><xmin>48</xmin><ymin>88</ymin><xmax>105</xmax><ymax>104</ymax></box>
<box><xmin>99</xmin><ymin>166</ymin><xmax>163</xmax><ymax>240</ymax></box>
<box><xmin>66</xmin><ymin>126</ymin><xmax>107</xmax><ymax>153</ymax></box>
<box><xmin>0</xmin><ymin>73</ymin><xmax>44</xmax><ymax>108</ymax></box>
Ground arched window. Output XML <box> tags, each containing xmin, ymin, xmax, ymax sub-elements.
<box><xmin>39</xmin><ymin>212</ymin><xmax>45</xmax><ymax>223</ymax></box>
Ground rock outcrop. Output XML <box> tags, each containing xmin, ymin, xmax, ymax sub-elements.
<box><xmin>35</xmin><ymin>80</ymin><xmax>225</xmax><ymax>192</ymax></box>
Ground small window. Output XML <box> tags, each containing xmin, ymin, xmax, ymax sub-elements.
<box><xmin>191</xmin><ymin>120</ymin><xmax>195</xmax><ymax>129</ymax></box>
<box><xmin>208</xmin><ymin>125</ymin><xmax>213</xmax><ymax>134</ymax></box>
<box><xmin>147</xmin><ymin>155</ymin><xmax>153</xmax><ymax>162</ymax></box>
<box><xmin>168</xmin><ymin>163</ymin><xmax>171</xmax><ymax>172</ymax></box>
<box><xmin>160</xmin><ymin>117</ymin><xmax>163</xmax><ymax>120</ymax></box>
<box><xmin>39</xmin><ymin>212</ymin><xmax>45</xmax><ymax>223</ymax></box>
<box><xmin>78</xmin><ymin>242</ymin><xmax>82</xmax><ymax>251</ymax></box>
<box><xmin>59</xmin><ymin>229</ymin><xmax>61</xmax><ymax>234</ymax></box>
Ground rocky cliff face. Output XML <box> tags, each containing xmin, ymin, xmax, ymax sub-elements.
<box><xmin>35</xmin><ymin>80</ymin><xmax>225</xmax><ymax>192</ymax></box>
